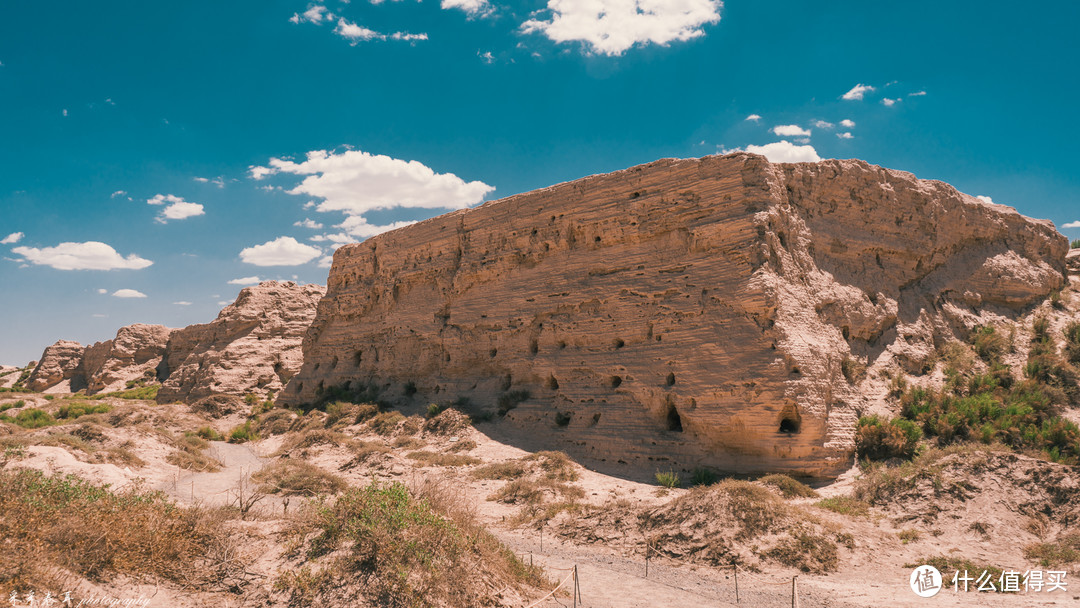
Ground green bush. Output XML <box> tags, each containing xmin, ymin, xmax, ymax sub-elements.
<box><xmin>655</xmin><ymin>470</ymin><xmax>680</xmax><ymax>488</ymax></box>
<box><xmin>426</xmin><ymin>403</ymin><xmax>442</xmax><ymax>418</ymax></box>
<box><xmin>0</xmin><ymin>408</ymin><xmax>56</xmax><ymax>429</ymax></box>
<box><xmin>690</xmin><ymin>467</ymin><xmax>718</xmax><ymax>486</ymax></box>
<box><xmin>194</xmin><ymin>426</ymin><xmax>224</xmax><ymax>441</ymax></box>
<box><xmin>1071</xmin><ymin>239</ymin><xmax>1080</xmax><ymax>249</ymax></box>
<box><xmin>98</xmin><ymin>385</ymin><xmax>159</xmax><ymax>400</ymax></box>
<box><xmin>0</xmin><ymin>400</ymin><xmax>24</xmax><ymax>413</ymax></box>
<box><xmin>971</xmin><ymin>326</ymin><xmax>1009</xmax><ymax>363</ymax></box>
<box><xmin>227</xmin><ymin>421</ymin><xmax>258</xmax><ymax>444</ymax></box>
<box><xmin>57</xmin><ymin>402</ymin><xmax>111</xmax><ymax>420</ymax></box>
<box><xmin>856</xmin><ymin>415</ymin><xmax>921</xmax><ymax>461</ymax></box>
<box><xmin>1064</xmin><ymin>322</ymin><xmax>1080</xmax><ymax>366</ymax></box>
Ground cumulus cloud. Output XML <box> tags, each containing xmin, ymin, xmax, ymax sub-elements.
<box><xmin>12</xmin><ymin>241</ymin><xmax>153</xmax><ymax>271</ymax></box>
<box><xmin>291</xmin><ymin>4</ymin><xmax>332</xmax><ymax>24</ymax></box>
<box><xmin>334</xmin><ymin>18</ymin><xmax>383</xmax><ymax>43</ymax></box>
<box><xmin>250</xmin><ymin>148</ymin><xmax>494</xmax><ymax>216</ymax></box>
<box><xmin>97</xmin><ymin>289</ymin><xmax>107</xmax><ymax>294</ymax></box>
<box><xmin>317</xmin><ymin>255</ymin><xmax>334</xmax><ymax>268</ymax></box>
<box><xmin>976</xmin><ymin>195</ymin><xmax>994</xmax><ymax>204</ymax></box>
<box><xmin>837</xmin><ymin>132</ymin><xmax>854</xmax><ymax>139</ymax></box>
<box><xmin>1</xmin><ymin>232</ymin><xmax>23</xmax><ymax>245</ymax></box>
<box><xmin>239</xmin><ymin>236</ymin><xmax>322</xmax><ymax>266</ymax></box>
<box><xmin>228</xmin><ymin>276</ymin><xmax>262</xmax><ymax>285</ymax></box>
<box><xmin>840</xmin><ymin>119</ymin><xmax>855</xmax><ymax>128</ymax></box>
<box><xmin>745</xmin><ymin>114</ymin><xmax>761</xmax><ymax>122</ymax></box>
<box><xmin>111</xmin><ymin>190</ymin><xmax>128</xmax><ymax>198</ymax></box>
<box><xmin>1062</xmin><ymin>220</ymin><xmax>1080</xmax><ymax>229</ymax></box>
<box><xmin>882</xmin><ymin>97</ymin><xmax>900</xmax><ymax>107</ymax></box>
<box><xmin>743</xmin><ymin>141</ymin><xmax>821</xmax><ymax>163</ymax></box>
<box><xmin>337</xmin><ymin>216</ymin><xmax>417</xmax><ymax>239</ymax></box>
<box><xmin>294</xmin><ymin>218</ymin><xmax>324</xmax><ymax>229</ymax></box>
<box><xmin>812</xmin><ymin>120</ymin><xmax>834</xmax><ymax>129</ymax></box>
<box><xmin>390</xmin><ymin>32</ymin><xmax>428</xmax><ymax>41</ymax></box>
<box><xmin>842</xmin><ymin>83</ymin><xmax>875</xmax><ymax>100</ymax></box>
<box><xmin>442</xmin><ymin>0</ymin><xmax>493</xmax><ymax>17</ymax></box>
<box><xmin>521</xmin><ymin>0</ymin><xmax>722</xmax><ymax>56</ymax></box>
<box><xmin>112</xmin><ymin>289</ymin><xmax>147</xmax><ymax>298</ymax></box>
<box><xmin>147</xmin><ymin>194</ymin><xmax>205</xmax><ymax>223</ymax></box>
<box><xmin>772</xmin><ymin>124</ymin><xmax>811</xmax><ymax>138</ymax></box>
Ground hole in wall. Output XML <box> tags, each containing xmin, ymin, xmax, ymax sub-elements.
<box><xmin>610</xmin><ymin>376</ymin><xmax>622</xmax><ymax>388</ymax></box>
<box><xmin>665</xmin><ymin>372</ymin><xmax>675</xmax><ymax>387</ymax></box>
<box><xmin>666</xmin><ymin>403</ymin><xmax>683</xmax><ymax>432</ymax></box>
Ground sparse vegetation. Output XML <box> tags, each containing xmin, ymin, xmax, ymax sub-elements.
<box><xmin>690</xmin><ymin>467</ymin><xmax>718</xmax><ymax>487</ymax></box>
<box><xmin>841</xmin><ymin>356</ymin><xmax>867</xmax><ymax>384</ymax></box>
<box><xmin>971</xmin><ymin>325</ymin><xmax>1009</xmax><ymax>363</ymax></box>
<box><xmin>98</xmin><ymin>385</ymin><xmax>159</xmax><ymax>400</ymax></box>
<box><xmin>0</xmin><ymin>399</ymin><xmax>24</xmax><ymax>412</ymax></box>
<box><xmin>0</xmin><ymin>469</ymin><xmax>241</xmax><ymax>597</ymax></box>
<box><xmin>166</xmin><ymin>433</ymin><xmax>223</xmax><ymax>472</ymax></box>
<box><xmin>1023</xmin><ymin>533</ymin><xmax>1080</xmax><ymax>567</ymax></box>
<box><xmin>253</xmin><ymin>460</ymin><xmax>346</xmax><ymax>496</ymax></box>
<box><xmin>897</xmin><ymin>528</ymin><xmax>921</xmax><ymax>544</ymax></box>
<box><xmin>655</xmin><ymin>470</ymin><xmax>680</xmax><ymax>488</ymax></box>
<box><xmin>406</xmin><ymin>451</ymin><xmax>481</xmax><ymax>467</ymax></box>
<box><xmin>496</xmin><ymin>389</ymin><xmax>530</xmax><ymax>415</ymax></box>
<box><xmin>855</xmin><ymin>415</ymin><xmax>921</xmax><ymax>461</ymax></box>
<box><xmin>905</xmin><ymin>556</ymin><xmax>1005</xmax><ymax>589</ymax></box>
<box><xmin>277</xmin><ymin>480</ymin><xmax>546</xmax><ymax>607</ymax></box>
<box><xmin>759</xmin><ymin>474</ymin><xmax>818</xmax><ymax>498</ymax></box>
<box><xmin>57</xmin><ymin>402</ymin><xmax>111</xmax><ymax>420</ymax></box>
<box><xmin>1071</xmin><ymin>238</ymin><xmax>1080</xmax><ymax>249</ymax></box>
<box><xmin>471</xmin><ymin>461</ymin><xmax>528</xmax><ymax>480</ymax></box>
<box><xmin>815</xmin><ymin>496</ymin><xmax>870</xmax><ymax>517</ymax></box>
<box><xmin>227</xmin><ymin>420</ymin><xmax>258</xmax><ymax>444</ymax></box>
<box><xmin>194</xmin><ymin>426</ymin><xmax>225</xmax><ymax>441</ymax></box>
<box><xmin>367</xmin><ymin>410</ymin><xmax>405</xmax><ymax>435</ymax></box>
<box><xmin>0</xmin><ymin>407</ymin><xmax>55</xmax><ymax>429</ymax></box>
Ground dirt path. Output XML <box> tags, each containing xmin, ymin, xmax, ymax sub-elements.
<box><xmin>493</xmin><ymin>527</ymin><xmax>862</xmax><ymax>608</ymax></box>
<box><xmin>155</xmin><ymin>440</ymin><xmax>275</xmax><ymax>508</ymax></box>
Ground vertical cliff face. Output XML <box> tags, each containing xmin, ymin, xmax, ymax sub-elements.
<box><xmin>26</xmin><ymin>340</ymin><xmax>87</xmax><ymax>392</ymax></box>
<box><xmin>278</xmin><ymin>153</ymin><xmax>1067</xmax><ymax>477</ymax></box>
<box><xmin>81</xmin><ymin>324</ymin><xmax>174</xmax><ymax>393</ymax></box>
<box><xmin>156</xmin><ymin>281</ymin><xmax>326</xmax><ymax>403</ymax></box>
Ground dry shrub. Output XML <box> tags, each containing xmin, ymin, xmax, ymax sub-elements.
<box><xmin>190</xmin><ymin>394</ymin><xmax>243</xmax><ymax>417</ymax></box>
<box><xmin>422</xmin><ymin>408</ymin><xmax>470</xmax><ymax>436</ymax></box>
<box><xmin>633</xmin><ymin>480</ymin><xmax>840</xmax><ymax>573</ymax></box>
<box><xmin>277</xmin><ymin>429</ymin><xmax>345</xmax><ymax>455</ymax></box>
<box><xmin>491</xmin><ymin>478</ymin><xmax>585</xmax><ymax>506</ymax></box>
<box><xmin>0</xmin><ymin>469</ymin><xmax>245</xmax><ymax>597</ymax></box>
<box><xmin>758</xmin><ymin>474</ymin><xmax>819</xmax><ymax>498</ymax></box>
<box><xmin>471</xmin><ymin>461</ymin><xmax>528</xmax><ymax>480</ymax></box>
<box><xmin>253</xmin><ymin>460</ymin><xmax>346</xmax><ymax>496</ymax></box>
<box><xmin>1024</xmin><ymin>532</ymin><xmax>1080</xmax><ymax>567</ymax></box>
<box><xmin>523</xmin><ymin>450</ymin><xmax>579</xmax><ymax>481</ymax></box>
<box><xmin>258</xmin><ymin>408</ymin><xmax>299</xmax><ymax>436</ymax></box>
<box><xmin>406</xmin><ymin>451</ymin><xmax>480</xmax><ymax>467</ymax></box>
<box><xmin>166</xmin><ymin>433</ymin><xmax>222</xmax><ymax>472</ymax></box>
<box><xmin>393</xmin><ymin>436</ymin><xmax>425</xmax><ymax>450</ymax></box>
<box><xmin>276</xmin><ymin>479</ymin><xmax>546</xmax><ymax>608</ymax></box>
<box><xmin>367</xmin><ymin>411</ymin><xmax>405</xmax><ymax>435</ymax></box>
<box><xmin>346</xmin><ymin>439</ymin><xmax>390</xmax><ymax>462</ymax></box>
<box><xmin>444</xmin><ymin>439</ymin><xmax>476</xmax><ymax>453</ymax></box>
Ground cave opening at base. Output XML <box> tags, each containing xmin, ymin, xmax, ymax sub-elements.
<box><xmin>666</xmin><ymin>403</ymin><xmax>683</xmax><ymax>432</ymax></box>
<box><xmin>778</xmin><ymin>404</ymin><xmax>802</xmax><ymax>434</ymax></box>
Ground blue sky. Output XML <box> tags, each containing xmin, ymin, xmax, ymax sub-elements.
<box><xmin>1</xmin><ymin>0</ymin><xmax>1079</xmax><ymax>365</ymax></box>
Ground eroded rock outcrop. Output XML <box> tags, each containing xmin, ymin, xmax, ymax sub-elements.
<box><xmin>26</xmin><ymin>340</ymin><xmax>87</xmax><ymax>392</ymax></box>
<box><xmin>82</xmin><ymin>324</ymin><xmax>173</xmax><ymax>393</ymax></box>
<box><xmin>156</xmin><ymin>281</ymin><xmax>326</xmax><ymax>403</ymax></box>
<box><xmin>280</xmin><ymin>153</ymin><xmax>1067</xmax><ymax>478</ymax></box>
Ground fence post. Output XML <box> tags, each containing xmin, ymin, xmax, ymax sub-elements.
<box><xmin>791</xmin><ymin>575</ymin><xmax>798</xmax><ymax>608</ymax></box>
<box><xmin>734</xmin><ymin>566</ymin><xmax>739</xmax><ymax>604</ymax></box>
<box><xmin>645</xmin><ymin>540</ymin><xmax>649</xmax><ymax>578</ymax></box>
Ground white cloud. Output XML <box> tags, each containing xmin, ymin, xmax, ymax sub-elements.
<box><xmin>521</xmin><ymin>0</ymin><xmax>722</xmax><ymax>56</ymax></box>
<box><xmin>228</xmin><ymin>276</ymin><xmax>262</xmax><ymax>285</ymax></box>
<box><xmin>842</xmin><ymin>83</ymin><xmax>875</xmax><ymax>101</ymax></box>
<box><xmin>194</xmin><ymin>176</ymin><xmax>225</xmax><ymax>188</ymax></box>
<box><xmin>479</xmin><ymin>50</ymin><xmax>495</xmax><ymax>63</ymax></box>
<box><xmin>840</xmin><ymin>119</ymin><xmax>855</xmax><ymax>128</ymax></box>
<box><xmin>772</xmin><ymin>124</ymin><xmax>811</xmax><ymax>138</ymax></box>
<box><xmin>239</xmin><ymin>236</ymin><xmax>322</xmax><ymax>266</ymax></box>
<box><xmin>303</xmin><ymin>201</ymin><xmax>317</xmax><ymax>209</ymax></box>
<box><xmin>743</xmin><ymin>141</ymin><xmax>821</xmax><ymax>163</ymax></box>
<box><xmin>745</xmin><ymin>114</ymin><xmax>761</xmax><ymax>122</ymax></box>
<box><xmin>147</xmin><ymin>194</ymin><xmax>205</xmax><ymax>223</ymax></box>
<box><xmin>812</xmin><ymin>120</ymin><xmax>834</xmax><ymax>129</ymax></box>
<box><xmin>62</xmin><ymin>109</ymin><xmax>68</xmax><ymax>117</ymax></box>
<box><xmin>334</xmin><ymin>18</ymin><xmax>383</xmax><ymax>43</ymax></box>
<box><xmin>218</xmin><ymin>300</ymin><xmax>231</xmax><ymax>306</ymax></box>
<box><xmin>291</xmin><ymin>4</ymin><xmax>332</xmax><ymax>24</ymax></box>
<box><xmin>173</xmin><ymin>301</ymin><xmax>192</xmax><ymax>306</ymax></box>
<box><xmin>976</xmin><ymin>195</ymin><xmax>994</xmax><ymax>204</ymax></box>
<box><xmin>442</xmin><ymin>0</ymin><xmax>493</xmax><ymax>17</ymax></box>
<box><xmin>250</xmin><ymin>148</ymin><xmax>494</xmax><ymax>216</ymax></box>
<box><xmin>12</xmin><ymin>241</ymin><xmax>153</xmax><ymax>271</ymax></box>
<box><xmin>337</xmin><ymin>216</ymin><xmax>417</xmax><ymax>238</ymax></box>
<box><xmin>1062</xmin><ymin>220</ymin><xmax>1080</xmax><ymax>229</ymax></box>
<box><xmin>294</xmin><ymin>218</ymin><xmax>324</xmax><ymax>229</ymax></box>
<box><xmin>110</xmin><ymin>190</ymin><xmax>128</xmax><ymax>198</ymax></box>
<box><xmin>317</xmin><ymin>255</ymin><xmax>334</xmax><ymax>268</ymax></box>
<box><xmin>882</xmin><ymin>98</ymin><xmax>901</xmax><ymax>107</ymax></box>
<box><xmin>837</xmin><ymin>132</ymin><xmax>854</xmax><ymax>139</ymax></box>
<box><xmin>1</xmin><ymin>232</ymin><xmax>23</xmax><ymax>245</ymax></box>
<box><xmin>249</xmin><ymin>166</ymin><xmax>275</xmax><ymax>180</ymax></box>
<box><xmin>390</xmin><ymin>32</ymin><xmax>428</xmax><ymax>41</ymax></box>
<box><xmin>112</xmin><ymin>289</ymin><xmax>147</xmax><ymax>299</ymax></box>
<box><xmin>97</xmin><ymin>288</ymin><xmax>107</xmax><ymax>294</ymax></box>
<box><xmin>909</xmin><ymin>90</ymin><xmax>927</xmax><ymax>97</ymax></box>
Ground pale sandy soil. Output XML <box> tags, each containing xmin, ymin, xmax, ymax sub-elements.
<box><xmin>2</xmin><ymin>385</ymin><xmax>1079</xmax><ymax>607</ymax></box>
